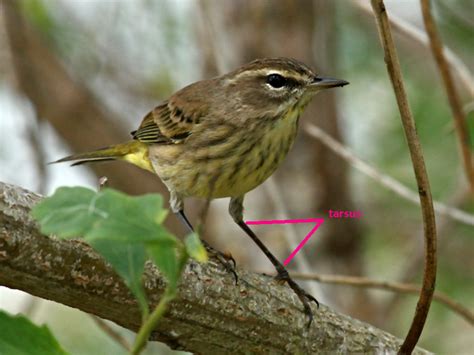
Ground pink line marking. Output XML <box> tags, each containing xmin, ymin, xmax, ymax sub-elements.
<box><xmin>245</xmin><ymin>218</ymin><xmax>324</xmax><ymax>266</ymax></box>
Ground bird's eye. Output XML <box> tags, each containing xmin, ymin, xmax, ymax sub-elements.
<box><xmin>266</xmin><ymin>74</ymin><xmax>287</xmax><ymax>88</ymax></box>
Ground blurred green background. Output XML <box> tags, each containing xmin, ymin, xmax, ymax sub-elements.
<box><xmin>0</xmin><ymin>0</ymin><xmax>472</xmax><ymax>353</ymax></box>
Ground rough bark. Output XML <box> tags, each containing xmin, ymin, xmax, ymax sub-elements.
<box><xmin>0</xmin><ymin>181</ymin><xmax>429</xmax><ymax>354</ymax></box>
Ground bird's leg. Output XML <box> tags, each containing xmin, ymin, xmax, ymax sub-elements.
<box><xmin>230</xmin><ymin>196</ymin><xmax>319</xmax><ymax>327</ymax></box>
<box><xmin>175</xmin><ymin>209</ymin><xmax>237</xmax><ymax>282</ymax></box>
<box><xmin>176</xmin><ymin>209</ymin><xmax>194</xmax><ymax>233</ymax></box>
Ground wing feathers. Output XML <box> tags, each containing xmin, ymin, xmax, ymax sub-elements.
<box><xmin>132</xmin><ymin>101</ymin><xmax>196</xmax><ymax>144</ymax></box>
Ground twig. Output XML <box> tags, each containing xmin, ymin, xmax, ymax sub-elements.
<box><xmin>280</xmin><ymin>272</ymin><xmax>473</xmax><ymax>326</ymax></box>
<box><xmin>420</xmin><ymin>0</ymin><xmax>474</xmax><ymax>193</ymax></box>
<box><xmin>352</xmin><ymin>0</ymin><xmax>474</xmax><ymax>97</ymax></box>
<box><xmin>98</xmin><ymin>176</ymin><xmax>109</xmax><ymax>190</ymax></box>
<box><xmin>304</xmin><ymin>124</ymin><xmax>474</xmax><ymax>227</ymax></box>
<box><xmin>26</xmin><ymin>118</ymin><xmax>48</xmax><ymax>195</ymax></box>
<box><xmin>91</xmin><ymin>316</ymin><xmax>131</xmax><ymax>352</ymax></box>
<box><xmin>370</xmin><ymin>1</ymin><xmax>437</xmax><ymax>353</ymax></box>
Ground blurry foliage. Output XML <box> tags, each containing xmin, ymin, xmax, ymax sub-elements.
<box><xmin>435</xmin><ymin>0</ymin><xmax>474</xmax><ymax>62</ymax></box>
<box><xmin>20</xmin><ymin>0</ymin><xmax>56</xmax><ymax>38</ymax></box>
<box><xmin>19</xmin><ymin>0</ymin><xmax>78</xmax><ymax>56</ymax></box>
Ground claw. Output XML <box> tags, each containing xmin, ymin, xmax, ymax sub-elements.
<box><xmin>214</xmin><ymin>252</ymin><xmax>238</xmax><ymax>285</ymax></box>
<box><xmin>276</xmin><ymin>269</ymin><xmax>318</xmax><ymax>328</ymax></box>
<box><xmin>205</xmin><ymin>245</ymin><xmax>238</xmax><ymax>284</ymax></box>
<box><xmin>222</xmin><ymin>251</ymin><xmax>237</xmax><ymax>269</ymax></box>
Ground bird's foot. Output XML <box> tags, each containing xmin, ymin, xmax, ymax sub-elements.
<box><xmin>275</xmin><ymin>269</ymin><xmax>319</xmax><ymax>328</ymax></box>
<box><xmin>202</xmin><ymin>241</ymin><xmax>238</xmax><ymax>284</ymax></box>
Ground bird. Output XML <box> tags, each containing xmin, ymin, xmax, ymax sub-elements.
<box><xmin>54</xmin><ymin>57</ymin><xmax>349</xmax><ymax>325</ymax></box>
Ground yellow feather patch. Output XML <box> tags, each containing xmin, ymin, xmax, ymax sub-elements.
<box><xmin>122</xmin><ymin>144</ymin><xmax>154</xmax><ymax>173</ymax></box>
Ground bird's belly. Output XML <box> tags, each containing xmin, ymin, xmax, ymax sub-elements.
<box><xmin>149</xmin><ymin>118</ymin><xmax>298</xmax><ymax>199</ymax></box>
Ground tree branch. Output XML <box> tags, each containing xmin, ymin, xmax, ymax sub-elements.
<box><xmin>0</xmin><ymin>181</ymin><xmax>430</xmax><ymax>354</ymax></box>
<box><xmin>370</xmin><ymin>1</ymin><xmax>437</xmax><ymax>353</ymax></box>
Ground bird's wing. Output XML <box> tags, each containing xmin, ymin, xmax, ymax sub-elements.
<box><xmin>131</xmin><ymin>100</ymin><xmax>199</xmax><ymax>144</ymax></box>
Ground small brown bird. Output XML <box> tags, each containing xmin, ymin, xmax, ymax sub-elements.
<box><xmin>56</xmin><ymin>57</ymin><xmax>349</xmax><ymax>324</ymax></box>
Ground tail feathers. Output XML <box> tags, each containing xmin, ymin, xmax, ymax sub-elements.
<box><xmin>69</xmin><ymin>157</ymin><xmax>116</xmax><ymax>166</ymax></box>
<box><xmin>51</xmin><ymin>141</ymin><xmax>154</xmax><ymax>172</ymax></box>
<box><xmin>51</xmin><ymin>145</ymin><xmax>126</xmax><ymax>165</ymax></box>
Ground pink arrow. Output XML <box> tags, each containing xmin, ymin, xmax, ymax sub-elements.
<box><xmin>245</xmin><ymin>218</ymin><xmax>324</xmax><ymax>266</ymax></box>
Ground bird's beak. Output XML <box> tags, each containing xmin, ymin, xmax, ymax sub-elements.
<box><xmin>308</xmin><ymin>76</ymin><xmax>349</xmax><ymax>91</ymax></box>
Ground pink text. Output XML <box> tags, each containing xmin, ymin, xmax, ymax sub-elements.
<box><xmin>328</xmin><ymin>210</ymin><xmax>362</xmax><ymax>219</ymax></box>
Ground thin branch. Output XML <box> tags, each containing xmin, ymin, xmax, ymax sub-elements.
<box><xmin>283</xmin><ymin>272</ymin><xmax>473</xmax><ymax>326</ymax></box>
<box><xmin>352</xmin><ymin>0</ymin><xmax>474</xmax><ymax>97</ymax></box>
<box><xmin>0</xmin><ymin>181</ymin><xmax>430</xmax><ymax>354</ymax></box>
<box><xmin>304</xmin><ymin>124</ymin><xmax>474</xmax><ymax>227</ymax></box>
<box><xmin>370</xmin><ymin>1</ymin><xmax>438</xmax><ymax>353</ymax></box>
<box><xmin>91</xmin><ymin>316</ymin><xmax>131</xmax><ymax>352</ymax></box>
<box><xmin>26</xmin><ymin>121</ymin><xmax>48</xmax><ymax>195</ymax></box>
<box><xmin>420</xmin><ymin>0</ymin><xmax>474</xmax><ymax>193</ymax></box>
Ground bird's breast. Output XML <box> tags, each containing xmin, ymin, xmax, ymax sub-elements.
<box><xmin>149</xmin><ymin>109</ymin><xmax>301</xmax><ymax>199</ymax></box>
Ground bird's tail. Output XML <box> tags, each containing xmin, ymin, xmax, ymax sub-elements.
<box><xmin>52</xmin><ymin>140</ymin><xmax>154</xmax><ymax>172</ymax></box>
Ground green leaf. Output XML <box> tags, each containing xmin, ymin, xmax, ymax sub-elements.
<box><xmin>0</xmin><ymin>310</ymin><xmax>67</xmax><ymax>355</ymax></box>
<box><xmin>31</xmin><ymin>187</ymin><xmax>101</xmax><ymax>238</ymax></box>
<box><xmin>185</xmin><ymin>233</ymin><xmax>208</xmax><ymax>263</ymax></box>
<box><xmin>83</xmin><ymin>189</ymin><xmax>173</xmax><ymax>244</ymax></box>
<box><xmin>90</xmin><ymin>240</ymin><xmax>149</xmax><ymax>316</ymax></box>
<box><xmin>32</xmin><ymin>187</ymin><xmax>172</xmax><ymax>244</ymax></box>
<box><xmin>31</xmin><ymin>186</ymin><xmax>180</xmax><ymax>317</ymax></box>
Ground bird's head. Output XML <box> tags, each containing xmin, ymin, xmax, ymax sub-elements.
<box><xmin>222</xmin><ymin>57</ymin><xmax>349</xmax><ymax>118</ymax></box>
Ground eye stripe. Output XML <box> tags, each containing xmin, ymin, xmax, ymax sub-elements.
<box><xmin>227</xmin><ymin>66</ymin><xmax>311</xmax><ymax>85</ymax></box>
